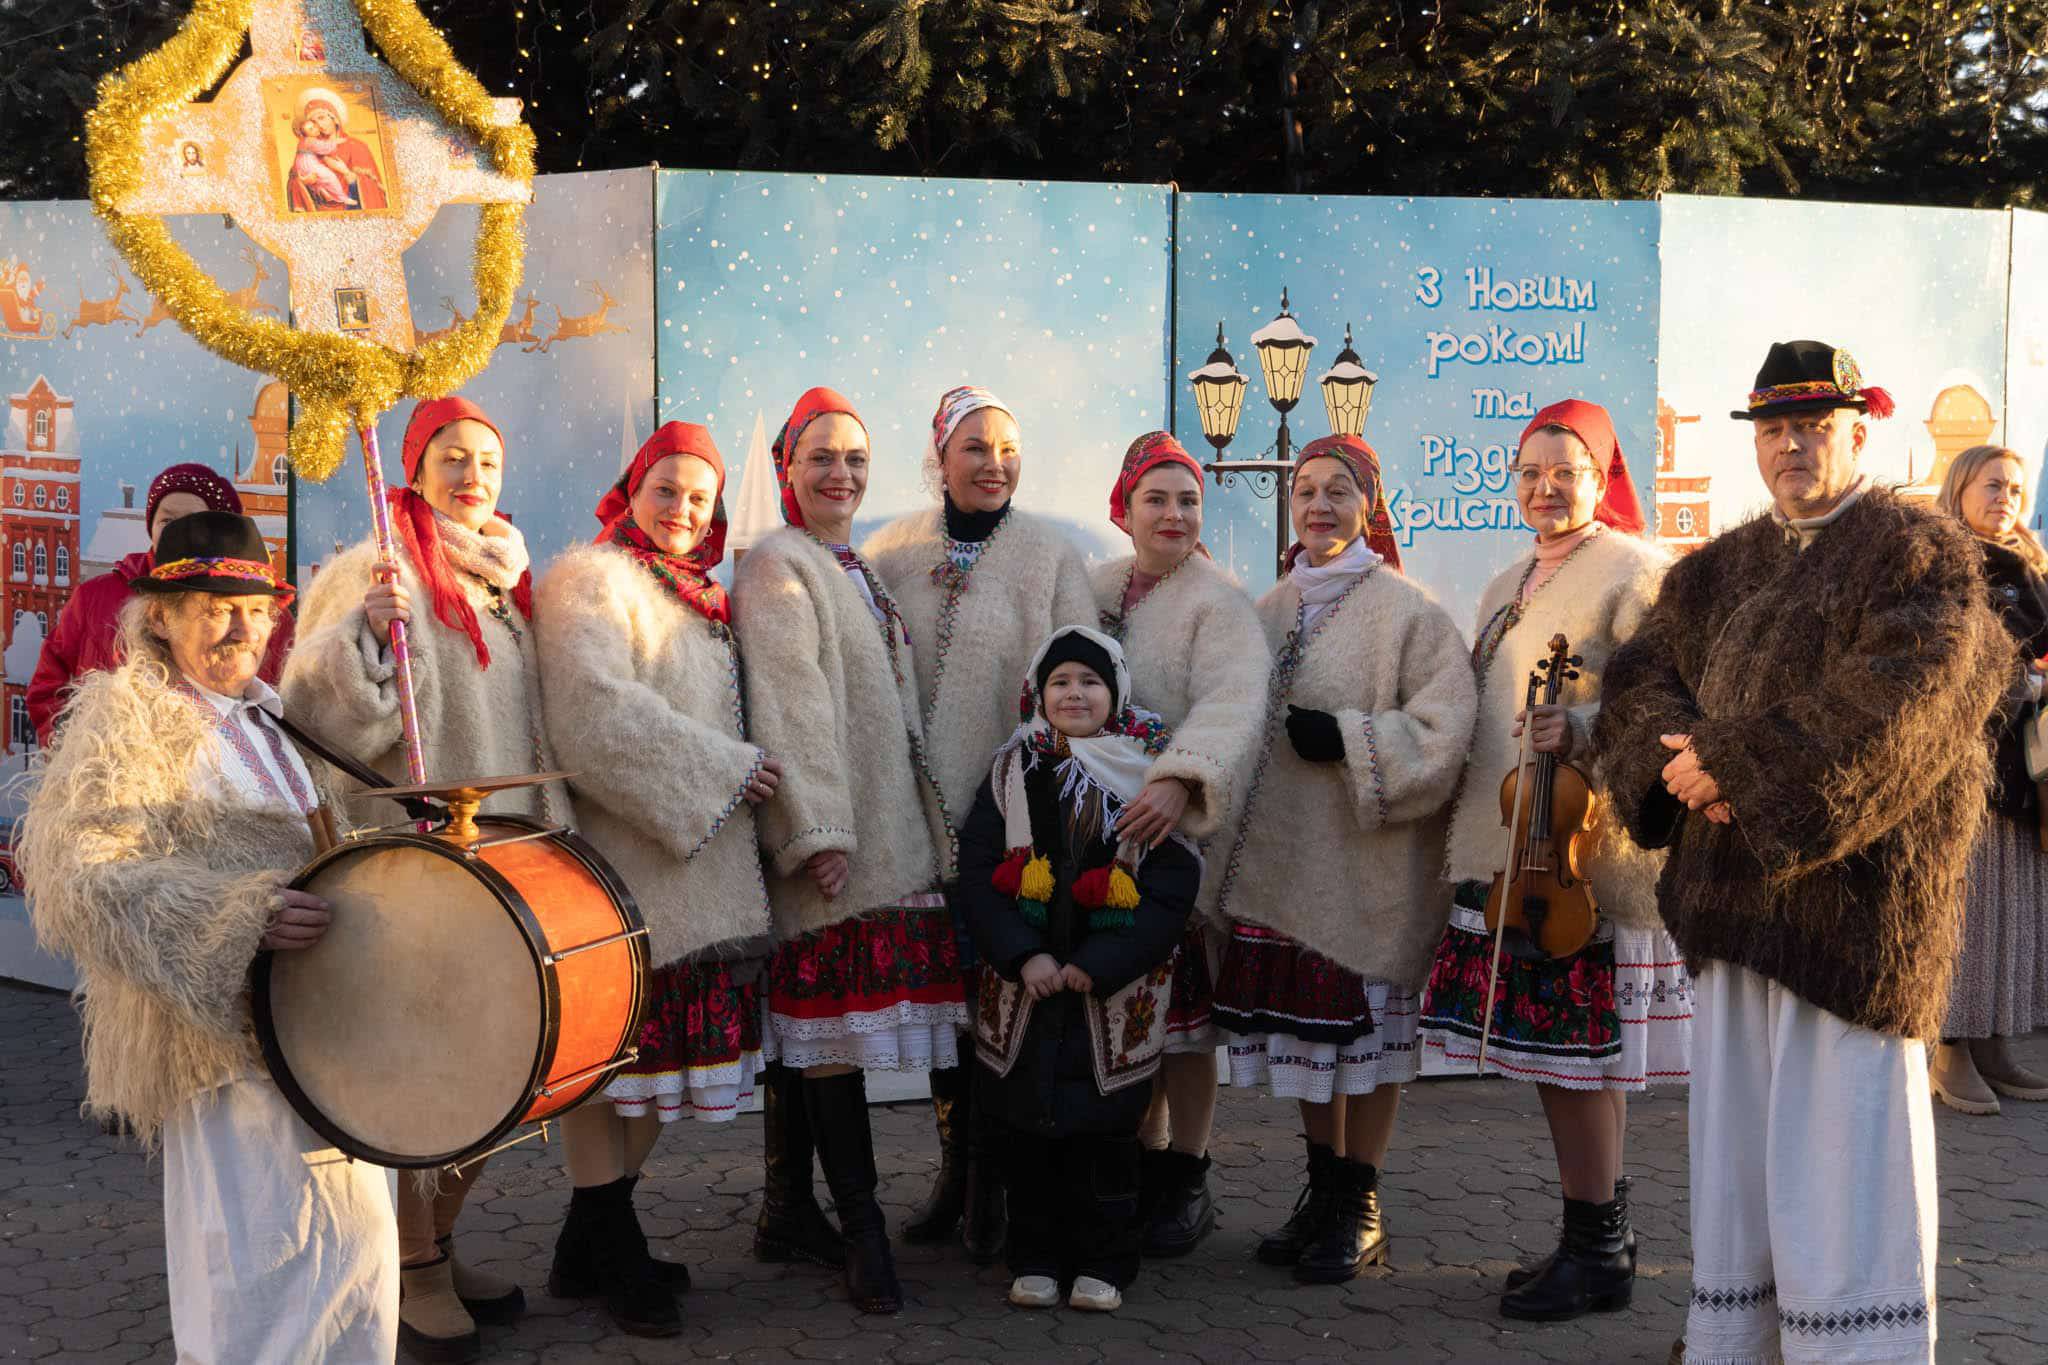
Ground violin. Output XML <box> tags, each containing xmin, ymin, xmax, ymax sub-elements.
<box><xmin>1476</xmin><ymin>634</ymin><xmax>1602</xmax><ymax>1071</ymax></box>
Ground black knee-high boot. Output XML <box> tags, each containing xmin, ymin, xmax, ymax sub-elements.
<box><xmin>902</xmin><ymin>1063</ymin><xmax>968</xmax><ymax>1243</ymax></box>
<box><xmin>754</xmin><ymin>1061</ymin><xmax>847</xmax><ymax>1267</ymax></box>
<box><xmin>804</xmin><ymin>1070</ymin><xmax>904</xmax><ymax>1315</ymax></box>
<box><xmin>960</xmin><ymin>1081</ymin><xmax>1009</xmax><ymax>1264</ymax></box>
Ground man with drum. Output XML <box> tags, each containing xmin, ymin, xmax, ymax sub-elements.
<box><xmin>18</xmin><ymin>511</ymin><xmax>398</xmax><ymax>1361</ymax></box>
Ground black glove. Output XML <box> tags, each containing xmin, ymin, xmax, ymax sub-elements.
<box><xmin>1285</xmin><ymin>705</ymin><xmax>1346</xmax><ymax>763</ymax></box>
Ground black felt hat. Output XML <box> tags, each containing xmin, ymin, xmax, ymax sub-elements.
<box><xmin>1731</xmin><ymin>339</ymin><xmax>1895</xmax><ymax>422</ymax></box>
<box><xmin>130</xmin><ymin>511</ymin><xmax>294</xmax><ymax>601</ymax></box>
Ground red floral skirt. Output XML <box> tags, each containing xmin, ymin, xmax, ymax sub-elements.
<box><xmin>764</xmin><ymin>901</ymin><xmax>970</xmax><ymax>1073</ymax></box>
<box><xmin>1212</xmin><ymin>922</ymin><xmax>1375</xmax><ymax>1044</ymax></box>
<box><xmin>604</xmin><ymin>959</ymin><xmax>764</xmax><ymax>1123</ymax></box>
<box><xmin>1162</xmin><ymin>923</ymin><xmax>1218</xmax><ymax>1052</ymax></box>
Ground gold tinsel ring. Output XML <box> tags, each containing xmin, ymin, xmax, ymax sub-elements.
<box><xmin>83</xmin><ymin>0</ymin><xmax>536</xmax><ymax>483</ymax></box>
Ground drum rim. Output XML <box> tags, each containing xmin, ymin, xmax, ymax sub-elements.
<box><xmin>254</xmin><ymin>816</ymin><xmax>563</xmax><ymax>1168</ymax></box>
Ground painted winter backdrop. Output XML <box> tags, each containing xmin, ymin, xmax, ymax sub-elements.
<box><xmin>1656</xmin><ymin>194</ymin><xmax>2015</xmax><ymax>538</ymax></box>
<box><xmin>1172</xmin><ymin>194</ymin><xmax>1661</xmax><ymax>609</ymax></box>
<box><xmin>654</xmin><ymin>171</ymin><xmax>1173</xmax><ymax>561</ymax></box>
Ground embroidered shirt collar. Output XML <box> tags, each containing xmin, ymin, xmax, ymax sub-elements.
<box><xmin>182</xmin><ymin>674</ymin><xmax>284</xmax><ymax>720</ymax></box>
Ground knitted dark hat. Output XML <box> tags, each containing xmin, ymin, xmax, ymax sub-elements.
<box><xmin>1733</xmin><ymin>340</ymin><xmax>1895</xmax><ymax>421</ymax></box>
<box><xmin>1034</xmin><ymin>628</ymin><xmax>1122</xmax><ymax>712</ymax></box>
<box><xmin>131</xmin><ymin>511</ymin><xmax>292</xmax><ymax>601</ymax></box>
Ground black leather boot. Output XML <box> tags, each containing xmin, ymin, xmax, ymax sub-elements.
<box><xmin>1256</xmin><ymin>1138</ymin><xmax>1335</xmax><ymax>1266</ymax></box>
<box><xmin>1499</xmin><ymin>1195</ymin><xmax>1632</xmax><ymax>1321</ymax></box>
<box><xmin>546</xmin><ymin>1177</ymin><xmax>681</xmax><ymax>1337</ymax></box>
<box><xmin>902</xmin><ymin>1063</ymin><xmax>969</xmax><ymax>1244</ymax></box>
<box><xmin>1293</xmin><ymin>1158</ymin><xmax>1388</xmax><ymax>1284</ymax></box>
<box><xmin>753</xmin><ymin>1062</ymin><xmax>846</xmax><ymax>1267</ymax></box>
<box><xmin>1142</xmin><ymin>1149</ymin><xmax>1217</xmax><ymax>1257</ymax></box>
<box><xmin>960</xmin><ymin>1087</ymin><xmax>1009</xmax><ymax>1265</ymax></box>
<box><xmin>1505</xmin><ymin>1175</ymin><xmax>1633</xmax><ymax>1290</ymax></box>
<box><xmin>804</xmin><ymin>1070</ymin><xmax>904</xmax><ymax>1315</ymax></box>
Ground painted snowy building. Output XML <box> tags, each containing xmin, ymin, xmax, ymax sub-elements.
<box><xmin>80</xmin><ymin>480</ymin><xmax>149</xmax><ymax>581</ymax></box>
<box><xmin>3</xmin><ymin>613</ymin><xmax>42</xmax><ymax>753</ymax></box>
<box><xmin>1653</xmin><ymin>397</ymin><xmax>1712</xmax><ymax>554</ymax></box>
<box><xmin>2</xmin><ymin>377</ymin><xmax>81</xmax><ymax>698</ymax></box>
<box><xmin>234</xmin><ymin>380</ymin><xmax>291</xmax><ymax>575</ymax></box>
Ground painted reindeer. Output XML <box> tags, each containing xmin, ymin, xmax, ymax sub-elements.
<box><xmin>526</xmin><ymin>282</ymin><xmax>628</xmax><ymax>354</ymax></box>
<box><xmin>497</xmin><ymin>293</ymin><xmax>541</xmax><ymax>347</ymax></box>
<box><xmin>412</xmin><ymin>297</ymin><xmax>470</xmax><ymax>347</ymax></box>
<box><xmin>223</xmin><ymin>249</ymin><xmax>282</xmax><ymax>318</ymax></box>
<box><xmin>63</xmin><ymin>264</ymin><xmax>138</xmax><ymax>338</ymax></box>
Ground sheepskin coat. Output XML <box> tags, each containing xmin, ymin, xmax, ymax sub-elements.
<box><xmin>1090</xmin><ymin>553</ymin><xmax>1269</xmax><ymax>848</ymax></box>
<box><xmin>1442</xmin><ymin>528</ymin><xmax>1672</xmax><ymax>930</ymax></box>
<box><xmin>1976</xmin><ymin>540</ymin><xmax>2048</xmax><ymax>821</ymax></box>
<box><xmin>1596</xmin><ymin>488</ymin><xmax>2011</xmax><ymax>1040</ymax></box>
<box><xmin>1216</xmin><ymin>562</ymin><xmax>1478</xmax><ymax>987</ymax></box>
<box><xmin>17</xmin><ymin>660</ymin><xmax>324</xmax><ymax>1144</ymax></box>
<box><xmin>536</xmin><ymin>544</ymin><xmax>771</xmax><ymax>968</ymax></box>
<box><xmin>733</xmin><ymin>528</ymin><xmax>949</xmax><ymax>939</ymax></box>
<box><xmin>282</xmin><ymin>533</ymin><xmax>566</xmax><ymax>828</ymax></box>
<box><xmin>863</xmin><ymin>506</ymin><xmax>1096</xmax><ymax>833</ymax></box>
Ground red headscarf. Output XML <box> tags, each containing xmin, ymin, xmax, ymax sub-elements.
<box><xmin>1518</xmin><ymin>399</ymin><xmax>1646</xmax><ymax>535</ymax></box>
<box><xmin>594</xmin><ymin>422</ymin><xmax>731</xmax><ymax>626</ymax></box>
<box><xmin>772</xmin><ymin>387</ymin><xmax>867</xmax><ymax>531</ymax></box>
<box><xmin>1109</xmin><ymin>431</ymin><xmax>1206</xmax><ymax>536</ymax></box>
<box><xmin>146</xmin><ymin>462</ymin><xmax>243</xmax><ymax>536</ymax></box>
<box><xmin>1286</xmin><ymin>434</ymin><xmax>1404</xmax><ymax>572</ymax></box>
<box><xmin>392</xmin><ymin>396</ymin><xmax>531</xmax><ymax>669</ymax></box>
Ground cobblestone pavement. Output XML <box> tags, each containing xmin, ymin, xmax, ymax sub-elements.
<box><xmin>3</xmin><ymin>983</ymin><xmax>2044</xmax><ymax>1364</ymax></box>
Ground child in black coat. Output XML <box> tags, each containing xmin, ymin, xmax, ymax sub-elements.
<box><xmin>958</xmin><ymin>625</ymin><xmax>1200</xmax><ymax>1311</ymax></box>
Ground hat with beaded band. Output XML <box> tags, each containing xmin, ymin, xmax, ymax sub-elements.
<box><xmin>1733</xmin><ymin>339</ymin><xmax>1895</xmax><ymax>422</ymax></box>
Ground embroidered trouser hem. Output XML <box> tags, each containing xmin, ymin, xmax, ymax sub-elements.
<box><xmin>1683</xmin><ymin>963</ymin><xmax>1936</xmax><ymax>1365</ymax></box>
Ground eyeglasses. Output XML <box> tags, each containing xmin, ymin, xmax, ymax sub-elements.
<box><xmin>1509</xmin><ymin>463</ymin><xmax>1598</xmax><ymax>492</ymax></box>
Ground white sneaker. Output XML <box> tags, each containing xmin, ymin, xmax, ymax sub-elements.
<box><xmin>1008</xmin><ymin>1275</ymin><xmax>1060</xmax><ymax>1308</ymax></box>
<box><xmin>1068</xmin><ymin>1275</ymin><xmax>1121</xmax><ymax>1311</ymax></box>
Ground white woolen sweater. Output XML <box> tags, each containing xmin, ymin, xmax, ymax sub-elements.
<box><xmin>281</xmin><ymin>536</ymin><xmax>566</xmax><ymax>827</ymax></box>
<box><xmin>1091</xmin><ymin>553</ymin><xmax>1269</xmax><ymax>905</ymax></box>
<box><xmin>733</xmin><ymin>528</ymin><xmax>950</xmax><ymax>940</ymax></box>
<box><xmin>535</xmin><ymin>545</ymin><xmax>772</xmax><ymax>968</ymax></box>
<box><xmin>1216</xmin><ymin>565</ymin><xmax>1478</xmax><ymax>988</ymax></box>
<box><xmin>1440</xmin><ymin>528</ymin><xmax>1672</xmax><ymax>930</ymax></box>
<box><xmin>862</xmin><ymin>506</ymin><xmax>1096</xmax><ymax>836</ymax></box>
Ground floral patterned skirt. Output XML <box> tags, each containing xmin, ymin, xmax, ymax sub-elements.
<box><xmin>763</xmin><ymin>896</ymin><xmax>969</xmax><ymax>1073</ymax></box>
<box><xmin>1417</xmin><ymin>888</ymin><xmax>1693</xmax><ymax>1092</ymax></box>
<box><xmin>1212</xmin><ymin>922</ymin><xmax>1419</xmax><ymax>1102</ymax></box>
<box><xmin>604</xmin><ymin>959</ymin><xmax>764</xmax><ymax>1123</ymax></box>
<box><xmin>1162</xmin><ymin>923</ymin><xmax>1219</xmax><ymax>1054</ymax></box>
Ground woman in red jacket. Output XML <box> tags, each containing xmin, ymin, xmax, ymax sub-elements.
<box><xmin>26</xmin><ymin>463</ymin><xmax>292</xmax><ymax>746</ymax></box>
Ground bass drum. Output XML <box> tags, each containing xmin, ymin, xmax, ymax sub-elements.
<box><xmin>254</xmin><ymin>814</ymin><xmax>647</xmax><ymax>1168</ymax></box>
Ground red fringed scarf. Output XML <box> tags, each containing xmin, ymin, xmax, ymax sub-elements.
<box><xmin>395</xmin><ymin>396</ymin><xmax>530</xmax><ymax>670</ymax></box>
<box><xmin>593</xmin><ymin>421</ymin><xmax>733</xmax><ymax>626</ymax></box>
<box><xmin>1284</xmin><ymin>434</ymin><xmax>1404</xmax><ymax>573</ymax></box>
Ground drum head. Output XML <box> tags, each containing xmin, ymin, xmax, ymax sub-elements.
<box><xmin>262</xmin><ymin>839</ymin><xmax>543</xmax><ymax>1165</ymax></box>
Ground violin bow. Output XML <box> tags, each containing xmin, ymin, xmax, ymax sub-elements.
<box><xmin>1476</xmin><ymin>669</ymin><xmax>1542</xmax><ymax>1076</ymax></box>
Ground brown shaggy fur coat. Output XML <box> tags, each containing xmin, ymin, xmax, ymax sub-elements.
<box><xmin>1596</xmin><ymin>486</ymin><xmax>2010</xmax><ymax>1039</ymax></box>
<box><xmin>18</xmin><ymin>661</ymin><xmax>322</xmax><ymax>1144</ymax></box>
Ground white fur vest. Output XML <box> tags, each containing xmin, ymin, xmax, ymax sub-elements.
<box><xmin>732</xmin><ymin>529</ymin><xmax>949</xmax><ymax>939</ymax></box>
<box><xmin>863</xmin><ymin>506</ymin><xmax>1096</xmax><ymax>833</ymax></box>
<box><xmin>536</xmin><ymin>544</ymin><xmax>771</xmax><ymax>967</ymax></box>
<box><xmin>1441</xmin><ymin>528</ymin><xmax>1672</xmax><ymax>930</ymax></box>
<box><xmin>282</xmin><ymin>533</ymin><xmax>566</xmax><ymax>828</ymax></box>
<box><xmin>1092</xmin><ymin>553</ymin><xmax>1269</xmax><ymax>920</ymax></box>
<box><xmin>1216</xmin><ymin>565</ymin><xmax>1478</xmax><ymax>988</ymax></box>
<box><xmin>17</xmin><ymin>662</ymin><xmax>322</xmax><ymax>1144</ymax></box>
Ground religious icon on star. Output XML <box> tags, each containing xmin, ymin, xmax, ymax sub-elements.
<box><xmin>264</xmin><ymin>78</ymin><xmax>395</xmax><ymax>217</ymax></box>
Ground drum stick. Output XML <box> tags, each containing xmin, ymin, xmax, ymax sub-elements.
<box><xmin>307</xmin><ymin>804</ymin><xmax>339</xmax><ymax>855</ymax></box>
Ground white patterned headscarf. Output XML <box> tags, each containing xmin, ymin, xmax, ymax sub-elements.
<box><xmin>923</xmin><ymin>384</ymin><xmax>1016</xmax><ymax>498</ymax></box>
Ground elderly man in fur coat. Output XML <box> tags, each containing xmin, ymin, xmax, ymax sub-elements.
<box><xmin>1598</xmin><ymin>342</ymin><xmax>2010</xmax><ymax>1365</ymax></box>
<box><xmin>18</xmin><ymin>512</ymin><xmax>398</xmax><ymax>1363</ymax></box>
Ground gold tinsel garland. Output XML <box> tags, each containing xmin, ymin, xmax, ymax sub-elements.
<box><xmin>84</xmin><ymin>0</ymin><xmax>536</xmax><ymax>482</ymax></box>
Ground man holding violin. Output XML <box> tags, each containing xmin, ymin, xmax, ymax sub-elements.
<box><xmin>1599</xmin><ymin>341</ymin><xmax>2010</xmax><ymax>1365</ymax></box>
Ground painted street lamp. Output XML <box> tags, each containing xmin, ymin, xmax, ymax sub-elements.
<box><xmin>1188</xmin><ymin>324</ymin><xmax>1250</xmax><ymax>452</ymax></box>
<box><xmin>1318</xmin><ymin>323</ymin><xmax>1378</xmax><ymax>439</ymax></box>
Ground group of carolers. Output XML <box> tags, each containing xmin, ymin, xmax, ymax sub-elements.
<box><xmin>19</xmin><ymin>338</ymin><xmax>2025</xmax><ymax>1365</ymax></box>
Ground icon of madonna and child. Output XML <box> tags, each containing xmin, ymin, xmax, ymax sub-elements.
<box><xmin>271</xmin><ymin>84</ymin><xmax>392</xmax><ymax>215</ymax></box>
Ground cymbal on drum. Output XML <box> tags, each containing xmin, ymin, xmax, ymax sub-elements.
<box><xmin>356</xmin><ymin>771</ymin><xmax>574</xmax><ymax>845</ymax></box>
